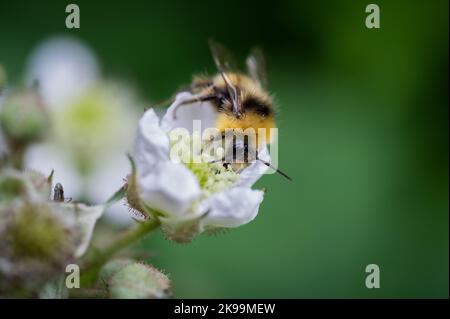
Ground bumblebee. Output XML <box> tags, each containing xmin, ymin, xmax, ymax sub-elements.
<box><xmin>173</xmin><ymin>40</ymin><xmax>291</xmax><ymax>181</ymax></box>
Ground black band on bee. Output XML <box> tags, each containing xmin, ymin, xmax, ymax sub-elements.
<box><xmin>242</xmin><ymin>96</ymin><xmax>272</xmax><ymax>117</ymax></box>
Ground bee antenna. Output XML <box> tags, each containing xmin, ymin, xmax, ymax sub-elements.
<box><xmin>220</xmin><ymin>71</ymin><xmax>240</xmax><ymax>116</ymax></box>
<box><xmin>257</xmin><ymin>157</ymin><xmax>292</xmax><ymax>181</ymax></box>
<box><xmin>208</xmin><ymin>39</ymin><xmax>241</xmax><ymax>117</ymax></box>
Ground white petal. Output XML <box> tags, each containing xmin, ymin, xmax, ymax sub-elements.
<box><xmin>25</xmin><ymin>36</ymin><xmax>99</xmax><ymax>110</ymax></box>
<box><xmin>52</xmin><ymin>203</ymin><xmax>104</xmax><ymax>257</ymax></box>
<box><xmin>87</xmin><ymin>155</ymin><xmax>132</xmax><ymax>225</ymax></box>
<box><xmin>160</xmin><ymin>92</ymin><xmax>217</xmax><ymax>133</ymax></box>
<box><xmin>198</xmin><ymin>188</ymin><xmax>264</xmax><ymax>228</ymax></box>
<box><xmin>134</xmin><ymin>109</ymin><xmax>169</xmax><ymax>176</ymax></box>
<box><xmin>138</xmin><ymin>161</ymin><xmax>201</xmax><ymax>217</ymax></box>
<box><xmin>73</xmin><ymin>204</ymin><xmax>104</xmax><ymax>257</ymax></box>
<box><xmin>234</xmin><ymin>146</ymin><xmax>271</xmax><ymax>188</ymax></box>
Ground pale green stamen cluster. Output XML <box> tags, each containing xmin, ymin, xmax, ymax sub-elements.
<box><xmin>185</xmin><ymin>161</ymin><xmax>238</xmax><ymax>197</ymax></box>
<box><xmin>170</xmin><ymin>135</ymin><xmax>239</xmax><ymax>197</ymax></box>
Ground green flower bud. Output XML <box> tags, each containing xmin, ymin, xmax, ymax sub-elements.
<box><xmin>7</xmin><ymin>203</ymin><xmax>73</xmax><ymax>261</ymax></box>
<box><xmin>0</xmin><ymin>89</ymin><xmax>48</xmax><ymax>149</ymax></box>
<box><xmin>0</xmin><ymin>168</ymin><xmax>104</xmax><ymax>297</ymax></box>
<box><xmin>0</xmin><ymin>174</ymin><xmax>26</xmax><ymax>203</ymax></box>
<box><xmin>0</xmin><ymin>169</ymin><xmax>51</xmax><ymax>203</ymax></box>
<box><xmin>109</xmin><ymin>263</ymin><xmax>171</xmax><ymax>299</ymax></box>
<box><xmin>0</xmin><ymin>200</ymin><xmax>80</xmax><ymax>295</ymax></box>
<box><xmin>159</xmin><ymin>215</ymin><xmax>203</xmax><ymax>244</ymax></box>
<box><xmin>99</xmin><ymin>258</ymin><xmax>134</xmax><ymax>282</ymax></box>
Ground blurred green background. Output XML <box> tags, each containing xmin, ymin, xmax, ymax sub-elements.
<box><xmin>0</xmin><ymin>0</ymin><xmax>448</xmax><ymax>298</ymax></box>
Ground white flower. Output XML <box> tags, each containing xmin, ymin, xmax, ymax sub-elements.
<box><xmin>23</xmin><ymin>36</ymin><xmax>140</xmax><ymax>224</ymax></box>
<box><xmin>25</xmin><ymin>37</ymin><xmax>99</xmax><ymax>110</ymax></box>
<box><xmin>129</xmin><ymin>92</ymin><xmax>270</xmax><ymax>242</ymax></box>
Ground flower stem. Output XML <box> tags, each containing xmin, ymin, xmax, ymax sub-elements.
<box><xmin>10</xmin><ymin>144</ymin><xmax>25</xmax><ymax>169</ymax></box>
<box><xmin>80</xmin><ymin>218</ymin><xmax>160</xmax><ymax>287</ymax></box>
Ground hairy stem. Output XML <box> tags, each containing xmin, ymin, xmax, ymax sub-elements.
<box><xmin>80</xmin><ymin>218</ymin><xmax>160</xmax><ymax>287</ymax></box>
<box><xmin>10</xmin><ymin>144</ymin><xmax>25</xmax><ymax>169</ymax></box>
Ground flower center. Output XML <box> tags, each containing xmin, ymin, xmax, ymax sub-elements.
<box><xmin>184</xmin><ymin>161</ymin><xmax>238</xmax><ymax>197</ymax></box>
<box><xmin>169</xmin><ymin>134</ymin><xmax>239</xmax><ymax>197</ymax></box>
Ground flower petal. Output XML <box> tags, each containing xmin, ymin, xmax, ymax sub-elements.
<box><xmin>52</xmin><ymin>202</ymin><xmax>104</xmax><ymax>257</ymax></box>
<box><xmin>160</xmin><ymin>92</ymin><xmax>217</xmax><ymax>133</ymax></box>
<box><xmin>134</xmin><ymin>109</ymin><xmax>169</xmax><ymax>177</ymax></box>
<box><xmin>198</xmin><ymin>187</ymin><xmax>264</xmax><ymax>228</ymax></box>
<box><xmin>24</xmin><ymin>143</ymin><xmax>83</xmax><ymax>199</ymax></box>
<box><xmin>234</xmin><ymin>146</ymin><xmax>271</xmax><ymax>188</ymax></box>
<box><xmin>25</xmin><ymin>36</ymin><xmax>99</xmax><ymax>110</ymax></box>
<box><xmin>138</xmin><ymin>161</ymin><xmax>201</xmax><ymax>217</ymax></box>
<box><xmin>87</xmin><ymin>156</ymin><xmax>133</xmax><ymax>225</ymax></box>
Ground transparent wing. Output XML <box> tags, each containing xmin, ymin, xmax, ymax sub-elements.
<box><xmin>246</xmin><ymin>46</ymin><xmax>269</xmax><ymax>89</ymax></box>
<box><xmin>208</xmin><ymin>39</ymin><xmax>241</xmax><ymax>116</ymax></box>
<box><xmin>208</xmin><ymin>39</ymin><xmax>238</xmax><ymax>73</ymax></box>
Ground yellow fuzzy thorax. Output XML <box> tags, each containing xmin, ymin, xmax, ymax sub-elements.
<box><xmin>212</xmin><ymin>73</ymin><xmax>275</xmax><ymax>143</ymax></box>
<box><xmin>216</xmin><ymin>112</ymin><xmax>276</xmax><ymax>144</ymax></box>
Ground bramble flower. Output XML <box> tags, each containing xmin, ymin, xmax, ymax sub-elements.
<box><xmin>127</xmin><ymin>92</ymin><xmax>270</xmax><ymax>242</ymax></box>
<box><xmin>22</xmin><ymin>36</ymin><xmax>140</xmax><ymax>223</ymax></box>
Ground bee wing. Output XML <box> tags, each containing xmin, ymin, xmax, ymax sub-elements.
<box><xmin>208</xmin><ymin>39</ymin><xmax>238</xmax><ymax>73</ymax></box>
<box><xmin>208</xmin><ymin>39</ymin><xmax>242</xmax><ymax>116</ymax></box>
<box><xmin>246</xmin><ymin>46</ymin><xmax>269</xmax><ymax>89</ymax></box>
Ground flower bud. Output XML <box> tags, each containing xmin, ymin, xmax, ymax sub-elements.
<box><xmin>0</xmin><ymin>89</ymin><xmax>48</xmax><ymax>149</ymax></box>
<box><xmin>108</xmin><ymin>263</ymin><xmax>171</xmax><ymax>299</ymax></box>
<box><xmin>159</xmin><ymin>215</ymin><xmax>203</xmax><ymax>243</ymax></box>
<box><xmin>99</xmin><ymin>258</ymin><xmax>134</xmax><ymax>282</ymax></box>
<box><xmin>0</xmin><ymin>200</ymin><xmax>80</xmax><ymax>295</ymax></box>
<box><xmin>0</xmin><ymin>169</ymin><xmax>52</xmax><ymax>204</ymax></box>
<box><xmin>0</xmin><ymin>169</ymin><xmax>104</xmax><ymax>296</ymax></box>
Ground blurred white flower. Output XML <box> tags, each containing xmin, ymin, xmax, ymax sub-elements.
<box><xmin>23</xmin><ymin>36</ymin><xmax>140</xmax><ymax>223</ymax></box>
<box><xmin>128</xmin><ymin>92</ymin><xmax>269</xmax><ymax>242</ymax></box>
<box><xmin>26</xmin><ymin>37</ymin><xmax>99</xmax><ymax>110</ymax></box>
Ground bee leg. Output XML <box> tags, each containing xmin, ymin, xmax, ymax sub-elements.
<box><xmin>172</xmin><ymin>93</ymin><xmax>217</xmax><ymax>119</ymax></box>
